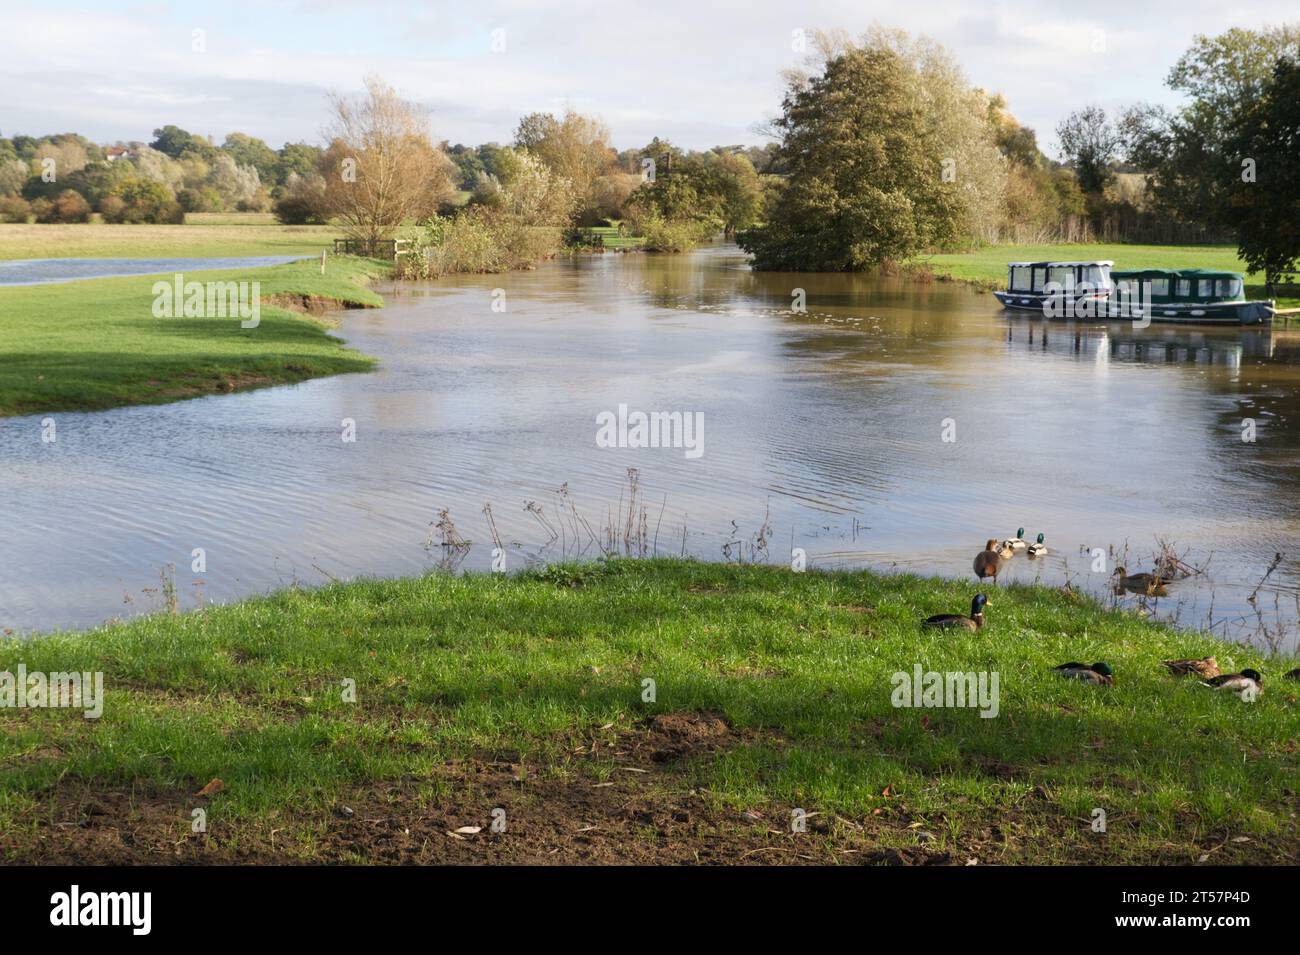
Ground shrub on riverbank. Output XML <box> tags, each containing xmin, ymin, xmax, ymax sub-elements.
<box><xmin>1</xmin><ymin>558</ymin><xmax>1295</xmax><ymax>864</ymax></box>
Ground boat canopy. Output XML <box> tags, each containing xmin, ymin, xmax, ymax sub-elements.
<box><xmin>1111</xmin><ymin>268</ymin><xmax>1245</xmax><ymax>303</ymax></box>
<box><xmin>1006</xmin><ymin>261</ymin><xmax>1113</xmax><ymax>293</ymax></box>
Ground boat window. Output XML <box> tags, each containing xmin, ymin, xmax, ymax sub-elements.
<box><xmin>1198</xmin><ymin>279</ymin><xmax>1214</xmax><ymax>298</ymax></box>
<box><xmin>1083</xmin><ymin>265</ymin><xmax>1108</xmax><ymax>287</ymax></box>
<box><xmin>1151</xmin><ymin>279</ymin><xmax>1170</xmax><ymax>297</ymax></box>
<box><xmin>1032</xmin><ymin>268</ymin><xmax>1045</xmax><ymax>291</ymax></box>
<box><xmin>1048</xmin><ymin>266</ymin><xmax>1075</xmax><ymax>289</ymax></box>
<box><xmin>1217</xmin><ymin>278</ymin><xmax>1242</xmax><ymax>298</ymax></box>
<box><xmin>1010</xmin><ymin>266</ymin><xmax>1031</xmax><ymax>291</ymax></box>
<box><xmin>1177</xmin><ymin>279</ymin><xmax>1192</xmax><ymax>297</ymax></box>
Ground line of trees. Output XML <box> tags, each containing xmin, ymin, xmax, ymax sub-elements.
<box><xmin>0</xmin><ymin>125</ymin><xmax>324</xmax><ymax>224</ymax></box>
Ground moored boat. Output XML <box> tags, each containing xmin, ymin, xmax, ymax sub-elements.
<box><xmin>1108</xmin><ymin>269</ymin><xmax>1273</xmax><ymax>325</ymax></box>
<box><xmin>993</xmin><ymin>260</ymin><xmax>1112</xmax><ymax>313</ymax></box>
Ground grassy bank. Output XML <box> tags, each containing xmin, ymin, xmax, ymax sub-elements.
<box><xmin>2</xmin><ymin>558</ymin><xmax>1296</xmax><ymax>864</ymax></box>
<box><xmin>917</xmin><ymin>243</ymin><xmax>1300</xmax><ymax>310</ymax></box>
<box><xmin>0</xmin><ymin>256</ymin><xmax>386</xmax><ymax>416</ymax></box>
<box><xmin>0</xmin><ymin>217</ymin><xmax>336</xmax><ymax>260</ymax></box>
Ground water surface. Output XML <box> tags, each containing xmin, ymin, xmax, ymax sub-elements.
<box><xmin>4</xmin><ymin>243</ymin><xmax>1300</xmax><ymax>651</ymax></box>
<box><xmin>0</xmin><ymin>256</ymin><xmax>301</xmax><ymax>286</ymax></box>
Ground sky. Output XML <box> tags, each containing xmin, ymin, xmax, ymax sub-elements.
<box><xmin>1</xmin><ymin>0</ymin><xmax>1296</xmax><ymax>158</ymax></box>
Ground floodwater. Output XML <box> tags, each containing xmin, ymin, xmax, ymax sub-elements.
<box><xmin>4</xmin><ymin>243</ymin><xmax>1300</xmax><ymax>651</ymax></box>
<box><xmin>0</xmin><ymin>256</ymin><xmax>300</xmax><ymax>286</ymax></box>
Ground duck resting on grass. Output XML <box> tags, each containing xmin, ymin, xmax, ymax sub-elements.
<box><xmin>1003</xmin><ymin>528</ymin><xmax>1028</xmax><ymax>551</ymax></box>
<box><xmin>1026</xmin><ymin>533</ymin><xmax>1048</xmax><ymax>558</ymax></box>
<box><xmin>1053</xmin><ymin>661</ymin><xmax>1114</xmax><ymax>686</ymax></box>
<box><xmin>1112</xmin><ymin>566</ymin><xmax>1167</xmax><ymax>596</ymax></box>
<box><xmin>1202</xmin><ymin>669</ymin><xmax>1262</xmax><ymax>699</ymax></box>
<box><xmin>922</xmin><ymin>594</ymin><xmax>988</xmax><ymax>631</ymax></box>
<box><xmin>1161</xmin><ymin>656</ymin><xmax>1220</xmax><ymax>679</ymax></box>
<box><xmin>974</xmin><ymin>539</ymin><xmax>1012</xmax><ymax>584</ymax></box>
<box><xmin>1286</xmin><ymin>668</ymin><xmax>1300</xmax><ymax>681</ymax></box>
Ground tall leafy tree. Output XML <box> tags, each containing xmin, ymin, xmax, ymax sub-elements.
<box><xmin>1056</xmin><ymin>106</ymin><xmax>1117</xmax><ymax>195</ymax></box>
<box><xmin>739</xmin><ymin>43</ymin><xmax>963</xmax><ymax>270</ymax></box>
<box><xmin>1226</xmin><ymin>57</ymin><xmax>1300</xmax><ymax>293</ymax></box>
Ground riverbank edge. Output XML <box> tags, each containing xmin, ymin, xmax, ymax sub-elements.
<box><xmin>1</xmin><ymin>557</ymin><xmax>1296</xmax><ymax>864</ymax></box>
<box><xmin>0</xmin><ymin>255</ymin><xmax>390</xmax><ymax>417</ymax></box>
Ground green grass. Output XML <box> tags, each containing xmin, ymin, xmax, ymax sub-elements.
<box><xmin>590</xmin><ymin>224</ymin><xmax>645</xmax><ymax>250</ymax></box>
<box><xmin>916</xmin><ymin>243</ymin><xmax>1300</xmax><ymax>310</ymax></box>
<box><xmin>0</xmin><ymin>256</ymin><xmax>387</xmax><ymax>416</ymax></box>
<box><xmin>2</xmin><ymin>559</ymin><xmax>1296</xmax><ymax>862</ymax></box>
<box><xmin>0</xmin><ymin>219</ymin><xmax>338</xmax><ymax>260</ymax></box>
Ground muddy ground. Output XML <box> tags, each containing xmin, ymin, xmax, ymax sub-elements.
<box><xmin>3</xmin><ymin>712</ymin><xmax>1294</xmax><ymax>865</ymax></box>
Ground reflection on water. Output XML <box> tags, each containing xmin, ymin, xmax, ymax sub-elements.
<box><xmin>4</xmin><ymin>243</ymin><xmax>1300</xmax><ymax>652</ymax></box>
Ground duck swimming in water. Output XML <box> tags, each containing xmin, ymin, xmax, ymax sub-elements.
<box><xmin>1112</xmin><ymin>566</ymin><xmax>1167</xmax><ymax>596</ymax></box>
<box><xmin>1003</xmin><ymin>528</ymin><xmax>1028</xmax><ymax>551</ymax></box>
<box><xmin>1026</xmin><ymin>533</ymin><xmax>1047</xmax><ymax>558</ymax></box>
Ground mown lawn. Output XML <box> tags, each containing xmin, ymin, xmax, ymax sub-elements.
<box><xmin>0</xmin><ymin>256</ymin><xmax>386</xmax><ymax>416</ymax></box>
<box><xmin>1</xmin><ymin>559</ymin><xmax>1295</xmax><ymax>864</ymax></box>
<box><xmin>917</xmin><ymin>243</ymin><xmax>1300</xmax><ymax>310</ymax></box>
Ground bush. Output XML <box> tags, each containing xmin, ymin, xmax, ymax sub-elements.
<box><xmin>97</xmin><ymin>195</ymin><xmax>126</xmax><ymax>222</ymax></box>
<box><xmin>0</xmin><ymin>195</ymin><xmax>32</xmax><ymax>223</ymax></box>
<box><xmin>396</xmin><ymin>207</ymin><xmax>563</xmax><ymax>279</ymax></box>
<box><xmin>32</xmin><ymin>189</ymin><xmax>92</xmax><ymax>223</ymax></box>
<box><xmin>637</xmin><ymin>213</ymin><xmax>713</xmax><ymax>252</ymax></box>
<box><xmin>273</xmin><ymin>174</ymin><xmax>329</xmax><ymax>224</ymax></box>
<box><xmin>103</xmin><ymin>177</ymin><xmax>185</xmax><ymax>224</ymax></box>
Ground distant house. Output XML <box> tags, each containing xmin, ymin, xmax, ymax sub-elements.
<box><xmin>104</xmin><ymin>146</ymin><xmax>136</xmax><ymax>162</ymax></box>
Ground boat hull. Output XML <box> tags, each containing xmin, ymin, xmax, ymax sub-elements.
<box><xmin>993</xmin><ymin>292</ymin><xmax>1274</xmax><ymax>326</ymax></box>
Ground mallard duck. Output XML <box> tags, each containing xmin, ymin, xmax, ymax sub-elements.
<box><xmin>1053</xmin><ymin>661</ymin><xmax>1114</xmax><ymax>685</ymax></box>
<box><xmin>1161</xmin><ymin>656</ymin><xmax>1220</xmax><ymax>679</ymax></box>
<box><xmin>974</xmin><ymin>539</ymin><xmax>1010</xmax><ymax>583</ymax></box>
<box><xmin>1026</xmin><ymin>533</ymin><xmax>1047</xmax><ymax>558</ymax></box>
<box><xmin>1202</xmin><ymin>669</ymin><xmax>1262</xmax><ymax>698</ymax></box>
<box><xmin>922</xmin><ymin>594</ymin><xmax>988</xmax><ymax>631</ymax></box>
<box><xmin>1112</xmin><ymin>566</ymin><xmax>1167</xmax><ymax>596</ymax></box>
<box><xmin>1003</xmin><ymin>527</ymin><xmax>1028</xmax><ymax>551</ymax></box>
<box><xmin>1285</xmin><ymin>667</ymin><xmax>1300</xmax><ymax>681</ymax></box>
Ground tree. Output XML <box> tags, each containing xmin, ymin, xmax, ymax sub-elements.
<box><xmin>276</xmin><ymin>142</ymin><xmax>324</xmax><ymax>187</ymax></box>
<box><xmin>513</xmin><ymin>110</ymin><xmax>614</xmax><ymax>223</ymax></box>
<box><xmin>222</xmin><ymin>133</ymin><xmax>279</xmax><ymax>184</ymax></box>
<box><xmin>1056</xmin><ymin>106</ymin><xmax>1117</xmax><ymax>195</ymax></box>
<box><xmin>1226</xmin><ymin>57</ymin><xmax>1300</xmax><ymax>292</ymax></box>
<box><xmin>150</xmin><ymin>125</ymin><xmax>217</xmax><ymax>161</ymax></box>
<box><xmin>1122</xmin><ymin>26</ymin><xmax>1300</xmax><ymax>232</ymax></box>
<box><xmin>320</xmin><ymin>75</ymin><xmax>456</xmax><ymax>243</ymax></box>
<box><xmin>739</xmin><ymin>37</ymin><xmax>966</xmax><ymax>271</ymax></box>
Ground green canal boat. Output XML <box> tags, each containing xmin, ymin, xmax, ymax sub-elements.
<box><xmin>1109</xmin><ymin>268</ymin><xmax>1273</xmax><ymax>325</ymax></box>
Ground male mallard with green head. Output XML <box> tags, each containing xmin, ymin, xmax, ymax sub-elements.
<box><xmin>1161</xmin><ymin>656</ymin><xmax>1220</xmax><ymax>679</ymax></box>
<box><xmin>922</xmin><ymin>594</ymin><xmax>988</xmax><ymax>631</ymax></box>
<box><xmin>1053</xmin><ymin>661</ymin><xmax>1114</xmax><ymax>686</ymax></box>
<box><xmin>1003</xmin><ymin>528</ymin><xmax>1028</xmax><ymax>551</ymax></box>
<box><xmin>1202</xmin><ymin>669</ymin><xmax>1262</xmax><ymax>699</ymax></box>
<box><xmin>1026</xmin><ymin>533</ymin><xmax>1047</xmax><ymax>558</ymax></box>
<box><xmin>974</xmin><ymin>539</ymin><xmax>1010</xmax><ymax>584</ymax></box>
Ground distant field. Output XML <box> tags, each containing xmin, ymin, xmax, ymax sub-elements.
<box><xmin>918</xmin><ymin>243</ymin><xmax>1300</xmax><ymax>309</ymax></box>
<box><xmin>590</xmin><ymin>224</ymin><xmax>644</xmax><ymax>249</ymax></box>
<box><xmin>0</xmin><ymin>219</ymin><xmax>337</xmax><ymax>261</ymax></box>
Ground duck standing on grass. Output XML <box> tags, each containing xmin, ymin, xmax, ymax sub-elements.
<box><xmin>1053</xmin><ymin>661</ymin><xmax>1114</xmax><ymax>686</ymax></box>
<box><xmin>1202</xmin><ymin>669</ymin><xmax>1262</xmax><ymax>699</ymax></box>
<box><xmin>1027</xmin><ymin>533</ymin><xmax>1048</xmax><ymax>558</ymax></box>
<box><xmin>974</xmin><ymin>539</ymin><xmax>1011</xmax><ymax>584</ymax></box>
<box><xmin>1161</xmin><ymin>656</ymin><xmax>1220</xmax><ymax>679</ymax></box>
<box><xmin>922</xmin><ymin>594</ymin><xmax>988</xmax><ymax>631</ymax></box>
